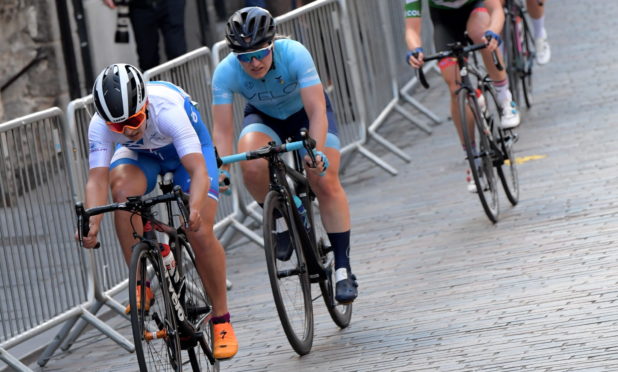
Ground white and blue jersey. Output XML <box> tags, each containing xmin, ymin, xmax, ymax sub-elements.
<box><xmin>88</xmin><ymin>81</ymin><xmax>219</xmax><ymax>198</ymax></box>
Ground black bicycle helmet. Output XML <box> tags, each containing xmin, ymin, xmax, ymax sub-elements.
<box><xmin>92</xmin><ymin>63</ymin><xmax>147</xmax><ymax>123</ymax></box>
<box><xmin>225</xmin><ymin>7</ymin><xmax>276</xmax><ymax>52</ymax></box>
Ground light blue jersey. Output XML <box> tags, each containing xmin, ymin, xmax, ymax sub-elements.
<box><xmin>212</xmin><ymin>38</ymin><xmax>322</xmax><ymax>120</ymax></box>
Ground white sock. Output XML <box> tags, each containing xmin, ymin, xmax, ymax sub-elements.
<box><xmin>335</xmin><ymin>267</ymin><xmax>348</xmax><ymax>282</ymax></box>
<box><xmin>275</xmin><ymin>217</ymin><xmax>287</xmax><ymax>233</ymax></box>
<box><xmin>531</xmin><ymin>15</ymin><xmax>547</xmax><ymax>40</ymax></box>
<box><xmin>493</xmin><ymin>79</ymin><xmax>512</xmax><ymax>103</ymax></box>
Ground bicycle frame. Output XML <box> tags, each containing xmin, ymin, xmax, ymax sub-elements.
<box><xmin>264</xmin><ymin>143</ymin><xmax>326</xmax><ymax>281</ymax></box>
<box><xmin>76</xmin><ymin>185</ymin><xmax>214</xmax><ymax>362</ymax></box>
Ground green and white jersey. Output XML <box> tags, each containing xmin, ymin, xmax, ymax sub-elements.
<box><xmin>405</xmin><ymin>0</ymin><xmax>479</xmax><ymax>17</ymax></box>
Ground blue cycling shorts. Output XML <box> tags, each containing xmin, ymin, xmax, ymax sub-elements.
<box><xmin>239</xmin><ymin>92</ymin><xmax>341</xmax><ymax>153</ymax></box>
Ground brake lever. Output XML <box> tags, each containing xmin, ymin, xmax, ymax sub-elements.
<box><xmin>174</xmin><ymin>186</ymin><xmax>190</xmax><ymax>230</ymax></box>
<box><xmin>300</xmin><ymin>128</ymin><xmax>317</xmax><ymax>168</ymax></box>
<box><xmin>75</xmin><ymin>202</ymin><xmax>100</xmax><ymax>249</ymax></box>
<box><xmin>418</xmin><ymin>67</ymin><xmax>430</xmax><ymax>89</ymax></box>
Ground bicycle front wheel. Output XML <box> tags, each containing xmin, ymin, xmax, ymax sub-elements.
<box><xmin>263</xmin><ymin>190</ymin><xmax>314</xmax><ymax>355</ymax></box>
<box><xmin>177</xmin><ymin>237</ymin><xmax>219</xmax><ymax>371</ymax></box>
<box><xmin>458</xmin><ymin>89</ymin><xmax>500</xmax><ymax>223</ymax></box>
<box><xmin>485</xmin><ymin>88</ymin><xmax>520</xmax><ymax>205</ymax></box>
<box><xmin>129</xmin><ymin>242</ymin><xmax>182</xmax><ymax>372</ymax></box>
<box><xmin>504</xmin><ymin>15</ymin><xmax>522</xmax><ymax>108</ymax></box>
<box><xmin>309</xmin><ymin>200</ymin><xmax>352</xmax><ymax>328</ymax></box>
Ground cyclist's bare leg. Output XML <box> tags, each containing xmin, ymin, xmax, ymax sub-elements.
<box><xmin>527</xmin><ymin>0</ymin><xmax>545</xmax><ymax>20</ymax></box>
<box><xmin>439</xmin><ymin>62</ymin><xmax>475</xmax><ymax>147</ymax></box>
<box><xmin>306</xmin><ymin>147</ymin><xmax>350</xmax><ymax>233</ymax></box>
<box><xmin>110</xmin><ymin>164</ymin><xmax>148</xmax><ymax>265</ymax></box>
<box><xmin>186</xmin><ymin>197</ymin><xmax>229</xmax><ymax>316</ymax></box>
<box><xmin>237</xmin><ymin>131</ymin><xmax>272</xmax><ymax>203</ymax></box>
<box><xmin>467</xmin><ymin>9</ymin><xmax>507</xmax><ymax>83</ymax></box>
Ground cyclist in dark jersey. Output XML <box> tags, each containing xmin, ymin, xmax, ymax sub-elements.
<box><xmin>212</xmin><ymin>7</ymin><xmax>358</xmax><ymax>304</ymax></box>
<box><xmin>405</xmin><ymin>0</ymin><xmax>520</xmax><ymax>192</ymax></box>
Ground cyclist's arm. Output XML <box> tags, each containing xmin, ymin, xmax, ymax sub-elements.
<box><xmin>83</xmin><ymin>167</ymin><xmax>109</xmax><ymax>247</ymax></box>
<box><xmin>212</xmin><ymin>103</ymin><xmax>235</xmax><ymax>172</ymax></box>
<box><xmin>300</xmin><ymin>83</ymin><xmax>327</xmax><ymax>151</ymax></box>
<box><xmin>180</xmin><ymin>153</ymin><xmax>209</xmax><ymax>231</ymax></box>
<box><xmin>484</xmin><ymin>0</ymin><xmax>505</xmax><ymax>35</ymax></box>
<box><xmin>405</xmin><ymin>17</ymin><xmax>423</xmax><ymax>51</ymax></box>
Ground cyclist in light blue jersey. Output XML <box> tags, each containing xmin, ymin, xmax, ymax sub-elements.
<box><xmin>212</xmin><ymin>7</ymin><xmax>358</xmax><ymax>304</ymax></box>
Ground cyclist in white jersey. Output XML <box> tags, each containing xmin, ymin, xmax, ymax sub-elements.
<box><xmin>82</xmin><ymin>63</ymin><xmax>238</xmax><ymax>360</ymax></box>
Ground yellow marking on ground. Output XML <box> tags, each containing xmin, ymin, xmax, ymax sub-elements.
<box><xmin>505</xmin><ymin>154</ymin><xmax>547</xmax><ymax>165</ymax></box>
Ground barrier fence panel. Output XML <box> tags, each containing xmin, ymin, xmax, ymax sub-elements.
<box><xmin>0</xmin><ymin>108</ymin><xmax>87</xmax><ymax>370</ymax></box>
<box><xmin>344</xmin><ymin>0</ymin><xmax>434</xmax><ymax>174</ymax></box>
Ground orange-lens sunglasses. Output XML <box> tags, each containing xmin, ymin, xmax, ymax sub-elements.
<box><xmin>106</xmin><ymin>103</ymin><xmax>147</xmax><ymax>133</ymax></box>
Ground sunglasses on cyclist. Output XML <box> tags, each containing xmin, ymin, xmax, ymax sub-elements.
<box><xmin>106</xmin><ymin>103</ymin><xmax>147</xmax><ymax>133</ymax></box>
<box><xmin>234</xmin><ymin>44</ymin><xmax>273</xmax><ymax>63</ymax></box>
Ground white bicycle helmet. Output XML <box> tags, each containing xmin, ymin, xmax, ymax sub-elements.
<box><xmin>92</xmin><ymin>63</ymin><xmax>147</xmax><ymax>123</ymax></box>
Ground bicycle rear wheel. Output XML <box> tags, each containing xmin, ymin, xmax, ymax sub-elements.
<box><xmin>177</xmin><ymin>237</ymin><xmax>219</xmax><ymax>371</ymax></box>
<box><xmin>129</xmin><ymin>242</ymin><xmax>182</xmax><ymax>372</ymax></box>
<box><xmin>263</xmin><ymin>190</ymin><xmax>314</xmax><ymax>355</ymax></box>
<box><xmin>458</xmin><ymin>89</ymin><xmax>500</xmax><ymax>223</ymax></box>
<box><xmin>520</xmin><ymin>13</ymin><xmax>535</xmax><ymax>108</ymax></box>
<box><xmin>308</xmin><ymin>199</ymin><xmax>352</xmax><ymax>328</ymax></box>
<box><xmin>485</xmin><ymin>88</ymin><xmax>520</xmax><ymax>205</ymax></box>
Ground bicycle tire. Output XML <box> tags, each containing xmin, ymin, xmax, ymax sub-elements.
<box><xmin>177</xmin><ymin>237</ymin><xmax>219</xmax><ymax>371</ymax></box>
<box><xmin>263</xmin><ymin>190</ymin><xmax>314</xmax><ymax>355</ymax></box>
<box><xmin>520</xmin><ymin>13</ymin><xmax>535</xmax><ymax>108</ymax></box>
<box><xmin>307</xmin><ymin>199</ymin><xmax>352</xmax><ymax>328</ymax></box>
<box><xmin>129</xmin><ymin>242</ymin><xmax>182</xmax><ymax>372</ymax></box>
<box><xmin>485</xmin><ymin>88</ymin><xmax>520</xmax><ymax>205</ymax></box>
<box><xmin>458</xmin><ymin>89</ymin><xmax>500</xmax><ymax>223</ymax></box>
<box><xmin>504</xmin><ymin>13</ymin><xmax>522</xmax><ymax>108</ymax></box>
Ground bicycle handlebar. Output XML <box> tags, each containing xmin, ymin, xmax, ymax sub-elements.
<box><xmin>417</xmin><ymin>42</ymin><xmax>503</xmax><ymax>89</ymax></box>
<box><xmin>75</xmin><ymin>185</ymin><xmax>190</xmax><ymax>249</ymax></box>
<box><xmin>220</xmin><ymin>128</ymin><xmax>317</xmax><ymax>166</ymax></box>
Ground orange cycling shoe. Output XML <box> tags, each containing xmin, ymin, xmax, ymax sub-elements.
<box><xmin>124</xmin><ymin>285</ymin><xmax>155</xmax><ymax>314</ymax></box>
<box><xmin>213</xmin><ymin>322</ymin><xmax>238</xmax><ymax>360</ymax></box>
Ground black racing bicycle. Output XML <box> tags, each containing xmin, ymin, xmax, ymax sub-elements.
<box><xmin>76</xmin><ymin>176</ymin><xmax>219</xmax><ymax>371</ymax></box>
<box><xmin>220</xmin><ymin>129</ymin><xmax>352</xmax><ymax>355</ymax></box>
<box><xmin>503</xmin><ymin>0</ymin><xmax>536</xmax><ymax>109</ymax></box>
<box><xmin>418</xmin><ymin>42</ymin><xmax>519</xmax><ymax>223</ymax></box>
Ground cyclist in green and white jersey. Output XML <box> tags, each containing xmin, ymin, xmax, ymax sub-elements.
<box><xmin>404</xmin><ymin>0</ymin><xmax>520</xmax><ymax>192</ymax></box>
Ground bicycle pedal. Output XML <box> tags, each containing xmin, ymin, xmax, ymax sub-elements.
<box><xmin>309</xmin><ymin>273</ymin><xmax>321</xmax><ymax>283</ymax></box>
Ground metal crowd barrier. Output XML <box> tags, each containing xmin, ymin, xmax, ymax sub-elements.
<box><xmin>342</xmin><ymin>0</ymin><xmax>434</xmax><ymax>175</ymax></box>
<box><xmin>35</xmin><ymin>95</ymin><xmax>133</xmax><ymax>367</ymax></box>
<box><xmin>0</xmin><ymin>108</ymin><xmax>131</xmax><ymax>371</ymax></box>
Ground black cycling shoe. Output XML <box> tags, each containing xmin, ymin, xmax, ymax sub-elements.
<box><xmin>275</xmin><ymin>231</ymin><xmax>293</xmax><ymax>261</ymax></box>
<box><xmin>335</xmin><ymin>273</ymin><xmax>358</xmax><ymax>304</ymax></box>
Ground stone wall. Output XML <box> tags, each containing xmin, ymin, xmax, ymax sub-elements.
<box><xmin>0</xmin><ymin>0</ymin><xmax>66</xmax><ymax>123</ymax></box>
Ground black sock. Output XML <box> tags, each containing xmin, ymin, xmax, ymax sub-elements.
<box><xmin>328</xmin><ymin>230</ymin><xmax>351</xmax><ymax>271</ymax></box>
